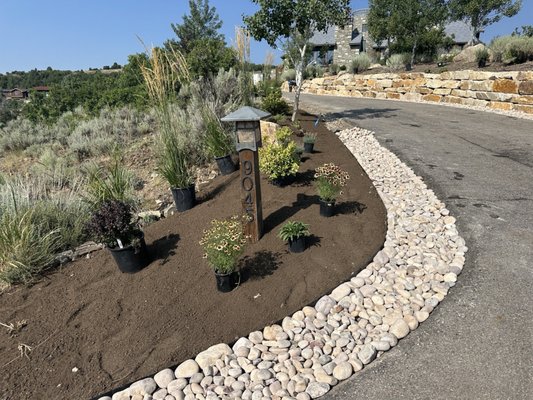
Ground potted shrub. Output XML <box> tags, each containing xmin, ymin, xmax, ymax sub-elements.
<box><xmin>200</xmin><ymin>215</ymin><xmax>248</xmax><ymax>292</ymax></box>
<box><xmin>86</xmin><ymin>200</ymin><xmax>147</xmax><ymax>273</ymax></box>
<box><xmin>278</xmin><ymin>221</ymin><xmax>310</xmax><ymax>253</ymax></box>
<box><xmin>204</xmin><ymin>109</ymin><xmax>236</xmax><ymax>175</ymax></box>
<box><xmin>303</xmin><ymin>133</ymin><xmax>316</xmax><ymax>153</ymax></box>
<box><xmin>475</xmin><ymin>48</ymin><xmax>490</xmax><ymax>68</ymax></box>
<box><xmin>259</xmin><ymin>140</ymin><xmax>300</xmax><ymax>186</ymax></box>
<box><xmin>314</xmin><ymin>163</ymin><xmax>350</xmax><ymax>217</ymax></box>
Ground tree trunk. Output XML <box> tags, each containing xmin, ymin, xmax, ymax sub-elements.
<box><xmin>292</xmin><ymin>43</ymin><xmax>307</xmax><ymax>122</ymax></box>
<box><xmin>410</xmin><ymin>38</ymin><xmax>418</xmax><ymax>67</ymax></box>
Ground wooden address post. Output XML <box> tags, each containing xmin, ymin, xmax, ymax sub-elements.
<box><xmin>221</xmin><ymin>106</ymin><xmax>271</xmax><ymax>243</ymax></box>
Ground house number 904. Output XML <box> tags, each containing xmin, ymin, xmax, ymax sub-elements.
<box><xmin>242</xmin><ymin>160</ymin><xmax>255</xmax><ymax>222</ymax></box>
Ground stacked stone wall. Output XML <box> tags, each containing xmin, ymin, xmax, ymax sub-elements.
<box><xmin>284</xmin><ymin>70</ymin><xmax>533</xmax><ymax>114</ymax></box>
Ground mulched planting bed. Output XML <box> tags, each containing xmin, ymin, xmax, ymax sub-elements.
<box><xmin>0</xmin><ymin>113</ymin><xmax>386</xmax><ymax>400</ymax></box>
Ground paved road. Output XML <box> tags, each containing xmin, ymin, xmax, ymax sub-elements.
<box><xmin>292</xmin><ymin>94</ymin><xmax>533</xmax><ymax>400</ymax></box>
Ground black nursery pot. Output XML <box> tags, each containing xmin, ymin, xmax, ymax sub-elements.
<box><xmin>172</xmin><ymin>185</ymin><xmax>196</xmax><ymax>212</ymax></box>
<box><xmin>288</xmin><ymin>237</ymin><xmax>306</xmax><ymax>253</ymax></box>
<box><xmin>215</xmin><ymin>155</ymin><xmax>237</xmax><ymax>175</ymax></box>
<box><xmin>109</xmin><ymin>234</ymin><xmax>147</xmax><ymax>273</ymax></box>
<box><xmin>319</xmin><ymin>199</ymin><xmax>335</xmax><ymax>217</ymax></box>
<box><xmin>271</xmin><ymin>175</ymin><xmax>293</xmax><ymax>187</ymax></box>
<box><xmin>215</xmin><ymin>271</ymin><xmax>234</xmax><ymax>293</ymax></box>
<box><xmin>304</xmin><ymin>142</ymin><xmax>315</xmax><ymax>153</ymax></box>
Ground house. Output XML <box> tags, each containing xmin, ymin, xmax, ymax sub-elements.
<box><xmin>309</xmin><ymin>8</ymin><xmax>474</xmax><ymax>66</ymax></box>
<box><xmin>1</xmin><ymin>88</ymin><xmax>29</xmax><ymax>100</ymax></box>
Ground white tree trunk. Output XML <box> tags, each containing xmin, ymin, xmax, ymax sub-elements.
<box><xmin>292</xmin><ymin>43</ymin><xmax>307</xmax><ymax>122</ymax></box>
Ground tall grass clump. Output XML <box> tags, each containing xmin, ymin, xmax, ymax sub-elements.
<box><xmin>84</xmin><ymin>154</ymin><xmax>136</xmax><ymax>209</ymax></box>
<box><xmin>0</xmin><ymin>175</ymin><xmax>90</xmax><ymax>286</ymax></box>
<box><xmin>203</xmin><ymin>108</ymin><xmax>234</xmax><ymax>158</ymax></box>
<box><xmin>0</xmin><ymin>208</ymin><xmax>61</xmax><ymax>286</ymax></box>
<box><xmin>141</xmin><ymin>46</ymin><xmax>195</xmax><ymax>189</ymax></box>
<box><xmin>350</xmin><ymin>53</ymin><xmax>371</xmax><ymax>74</ymax></box>
<box><xmin>235</xmin><ymin>26</ymin><xmax>254</xmax><ymax>106</ymax></box>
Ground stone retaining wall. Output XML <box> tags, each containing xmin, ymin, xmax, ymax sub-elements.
<box><xmin>284</xmin><ymin>70</ymin><xmax>533</xmax><ymax>114</ymax></box>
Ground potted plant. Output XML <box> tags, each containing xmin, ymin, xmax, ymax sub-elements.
<box><xmin>204</xmin><ymin>109</ymin><xmax>236</xmax><ymax>175</ymax></box>
<box><xmin>278</xmin><ymin>221</ymin><xmax>310</xmax><ymax>253</ymax></box>
<box><xmin>85</xmin><ymin>200</ymin><xmax>147</xmax><ymax>273</ymax></box>
<box><xmin>314</xmin><ymin>163</ymin><xmax>350</xmax><ymax>217</ymax></box>
<box><xmin>259</xmin><ymin>140</ymin><xmax>300</xmax><ymax>186</ymax></box>
<box><xmin>200</xmin><ymin>215</ymin><xmax>248</xmax><ymax>292</ymax></box>
<box><xmin>303</xmin><ymin>133</ymin><xmax>316</xmax><ymax>153</ymax></box>
<box><xmin>159</xmin><ymin>133</ymin><xmax>196</xmax><ymax>212</ymax></box>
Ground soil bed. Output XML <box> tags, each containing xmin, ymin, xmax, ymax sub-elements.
<box><xmin>0</xmin><ymin>113</ymin><xmax>386</xmax><ymax>400</ymax></box>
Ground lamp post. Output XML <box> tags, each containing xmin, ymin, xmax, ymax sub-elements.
<box><xmin>221</xmin><ymin>106</ymin><xmax>271</xmax><ymax>243</ymax></box>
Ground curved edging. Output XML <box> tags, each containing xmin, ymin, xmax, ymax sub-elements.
<box><xmin>102</xmin><ymin>127</ymin><xmax>467</xmax><ymax>400</ymax></box>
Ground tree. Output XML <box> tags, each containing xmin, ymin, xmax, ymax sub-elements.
<box><xmin>186</xmin><ymin>38</ymin><xmax>237</xmax><ymax>78</ymax></box>
<box><xmin>368</xmin><ymin>0</ymin><xmax>449</xmax><ymax>65</ymax></box>
<box><xmin>165</xmin><ymin>0</ymin><xmax>223</xmax><ymax>54</ymax></box>
<box><xmin>244</xmin><ymin>0</ymin><xmax>350</xmax><ymax>121</ymax></box>
<box><xmin>513</xmin><ymin>25</ymin><xmax>533</xmax><ymax>37</ymax></box>
<box><xmin>450</xmin><ymin>0</ymin><xmax>522</xmax><ymax>43</ymax></box>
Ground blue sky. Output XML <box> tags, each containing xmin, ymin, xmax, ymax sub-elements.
<box><xmin>0</xmin><ymin>0</ymin><xmax>531</xmax><ymax>73</ymax></box>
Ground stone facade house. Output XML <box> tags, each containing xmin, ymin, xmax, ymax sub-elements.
<box><xmin>309</xmin><ymin>8</ymin><xmax>474</xmax><ymax>66</ymax></box>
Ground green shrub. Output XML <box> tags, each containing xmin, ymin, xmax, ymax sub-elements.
<box><xmin>475</xmin><ymin>48</ymin><xmax>490</xmax><ymax>66</ymax></box>
<box><xmin>350</xmin><ymin>53</ymin><xmax>372</xmax><ymax>74</ymax></box>
<box><xmin>386</xmin><ymin>54</ymin><xmax>409</xmax><ymax>71</ymax></box>
<box><xmin>281</xmin><ymin>69</ymin><xmax>296</xmax><ymax>81</ymax></box>
<box><xmin>491</xmin><ymin>35</ymin><xmax>533</xmax><ymax>64</ymax></box>
<box><xmin>339</xmin><ymin>65</ymin><xmax>347</xmax><ymax>71</ymax></box>
<box><xmin>261</xmin><ymin>89</ymin><xmax>290</xmax><ymax>116</ymax></box>
<box><xmin>259</xmin><ymin>140</ymin><xmax>300</xmax><ymax>181</ymax></box>
<box><xmin>305</xmin><ymin>65</ymin><xmax>324</xmax><ymax>79</ymax></box>
<box><xmin>275</xmin><ymin>127</ymin><xmax>293</xmax><ymax>145</ymax></box>
<box><xmin>329</xmin><ymin>64</ymin><xmax>340</xmax><ymax>75</ymax></box>
<box><xmin>491</xmin><ymin>36</ymin><xmax>513</xmax><ymax>62</ymax></box>
<box><xmin>504</xmin><ymin>36</ymin><xmax>533</xmax><ymax>64</ymax></box>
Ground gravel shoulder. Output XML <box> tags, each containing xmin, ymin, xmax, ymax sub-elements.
<box><xmin>294</xmin><ymin>93</ymin><xmax>533</xmax><ymax>400</ymax></box>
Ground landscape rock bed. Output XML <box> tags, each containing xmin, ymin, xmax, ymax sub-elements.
<box><xmin>103</xmin><ymin>126</ymin><xmax>467</xmax><ymax>400</ymax></box>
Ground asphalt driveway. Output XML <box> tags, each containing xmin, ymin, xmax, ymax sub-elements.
<box><xmin>289</xmin><ymin>93</ymin><xmax>533</xmax><ymax>400</ymax></box>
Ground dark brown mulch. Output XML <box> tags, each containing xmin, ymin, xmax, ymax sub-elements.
<box><xmin>0</xmin><ymin>113</ymin><xmax>387</xmax><ymax>400</ymax></box>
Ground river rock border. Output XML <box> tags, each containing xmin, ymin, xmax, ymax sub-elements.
<box><xmin>102</xmin><ymin>126</ymin><xmax>467</xmax><ymax>400</ymax></box>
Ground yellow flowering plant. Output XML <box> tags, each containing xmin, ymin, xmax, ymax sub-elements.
<box><xmin>199</xmin><ymin>215</ymin><xmax>248</xmax><ymax>274</ymax></box>
<box><xmin>314</xmin><ymin>163</ymin><xmax>350</xmax><ymax>203</ymax></box>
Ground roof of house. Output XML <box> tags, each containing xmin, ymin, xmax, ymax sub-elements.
<box><xmin>445</xmin><ymin>20</ymin><xmax>474</xmax><ymax>44</ymax></box>
<box><xmin>309</xmin><ymin>26</ymin><xmax>336</xmax><ymax>46</ymax></box>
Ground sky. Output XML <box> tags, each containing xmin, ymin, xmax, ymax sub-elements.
<box><xmin>0</xmin><ymin>0</ymin><xmax>532</xmax><ymax>74</ymax></box>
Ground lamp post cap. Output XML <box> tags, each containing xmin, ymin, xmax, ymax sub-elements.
<box><xmin>221</xmin><ymin>106</ymin><xmax>271</xmax><ymax>122</ymax></box>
